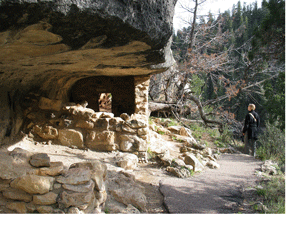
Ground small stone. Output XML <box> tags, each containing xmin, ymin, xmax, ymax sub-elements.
<box><xmin>99</xmin><ymin>112</ymin><xmax>114</xmax><ymax>118</ymax></box>
<box><xmin>26</xmin><ymin>203</ymin><xmax>37</xmax><ymax>213</ymax></box>
<box><xmin>76</xmin><ymin>120</ymin><xmax>94</xmax><ymax>129</ymax></box>
<box><xmin>167</xmin><ymin>166</ymin><xmax>191</xmax><ymax>178</ymax></box>
<box><xmin>33</xmin><ymin>192</ymin><xmax>58</xmax><ymax>205</ymax></box>
<box><xmin>206</xmin><ymin>161</ymin><xmax>220</xmax><ymax>169</ymax></box>
<box><xmin>62</xmin><ymin>180</ymin><xmax>95</xmax><ymax>193</ymax></box>
<box><xmin>137</xmin><ymin>128</ymin><xmax>148</xmax><ymax>136</ymax></box>
<box><xmin>53</xmin><ymin>183</ymin><xmax>62</xmax><ymax>189</ymax></box>
<box><xmin>120</xmin><ymin>113</ymin><xmax>130</xmax><ymax>121</ymax></box>
<box><xmin>33</xmin><ymin>125</ymin><xmax>58</xmax><ymax>140</ymax></box>
<box><xmin>36</xmin><ymin>205</ymin><xmax>54</xmax><ymax>214</ymax></box>
<box><xmin>38</xmin><ymin>161</ymin><xmax>64</xmax><ymax>176</ymax></box>
<box><xmin>6</xmin><ymin>202</ymin><xmax>27</xmax><ymax>213</ymax></box>
<box><xmin>29</xmin><ymin>153</ymin><xmax>50</xmax><ymax>168</ymax></box>
<box><xmin>121</xmin><ymin>204</ymin><xmax>140</xmax><ymax>214</ymax></box>
<box><xmin>68</xmin><ymin>207</ymin><xmax>83</xmax><ymax>214</ymax></box>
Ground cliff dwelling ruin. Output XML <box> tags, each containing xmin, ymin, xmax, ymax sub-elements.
<box><xmin>0</xmin><ymin>0</ymin><xmax>176</xmax><ymax>153</ymax></box>
<box><xmin>0</xmin><ymin>0</ymin><xmax>177</xmax><ymax>214</ymax></box>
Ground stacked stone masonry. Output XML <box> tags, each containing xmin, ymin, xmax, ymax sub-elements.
<box><xmin>0</xmin><ymin>150</ymin><xmax>107</xmax><ymax>214</ymax></box>
<box><xmin>25</xmin><ymin>76</ymin><xmax>150</xmax><ymax>162</ymax></box>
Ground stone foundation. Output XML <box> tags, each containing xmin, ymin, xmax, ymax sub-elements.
<box><xmin>0</xmin><ymin>150</ymin><xmax>107</xmax><ymax>214</ymax></box>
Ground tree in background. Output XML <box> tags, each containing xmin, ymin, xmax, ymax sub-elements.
<box><xmin>150</xmin><ymin>0</ymin><xmax>285</xmax><ymax>136</ymax></box>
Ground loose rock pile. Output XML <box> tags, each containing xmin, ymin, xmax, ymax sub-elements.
<box><xmin>0</xmin><ymin>148</ymin><xmax>107</xmax><ymax>214</ymax></box>
<box><xmin>26</xmin><ymin>97</ymin><xmax>149</xmax><ymax>161</ymax></box>
<box><xmin>148</xmin><ymin>118</ymin><xmax>221</xmax><ymax>178</ymax></box>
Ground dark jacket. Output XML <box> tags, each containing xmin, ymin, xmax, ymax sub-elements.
<box><xmin>242</xmin><ymin>110</ymin><xmax>260</xmax><ymax>140</ymax></box>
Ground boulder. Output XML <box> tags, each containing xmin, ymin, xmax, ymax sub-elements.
<box><xmin>183</xmin><ymin>153</ymin><xmax>205</xmax><ymax>172</ymax></box>
<box><xmin>58</xmin><ymin>129</ymin><xmax>84</xmax><ymax>148</ymax></box>
<box><xmin>171</xmin><ymin>158</ymin><xmax>186</xmax><ymax>168</ymax></box>
<box><xmin>10</xmin><ymin>175</ymin><xmax>55</xmax><ymax>195</ymax></box>
<box><xmin>110</xmin><ymin>187</ymin><xmax>147</xmax><ymax>212</ymax></box>
<box><xmin>116</xmin><ymin>153</ymin><xmax>139</xmax><ymax>170</ymax></box>
<box><xmin>29</xmin><ymin>153</ymin><xmax>51</xmax><ymax>168</ymax></box>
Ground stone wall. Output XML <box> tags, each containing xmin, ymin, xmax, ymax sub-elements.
<box><xmin>21</xmin><ymin>75</ymin><xmax>151</xmax><ymax>161</ymax></box>
<box><xmin>0</xmin><ymin>149</ymin><xmax>107</xmax><ymax>214</ymax></box>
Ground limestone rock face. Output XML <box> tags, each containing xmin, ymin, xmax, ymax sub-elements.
<box><xmin>0</xmin><ymin>0</ymin><xmax>176</xmax><ymax>143</ymax></box>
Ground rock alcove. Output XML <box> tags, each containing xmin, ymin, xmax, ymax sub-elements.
<box><xmin>0</xmin><ymin>0</ymin><xmax>177</xmax><ymax>149</ymax></box>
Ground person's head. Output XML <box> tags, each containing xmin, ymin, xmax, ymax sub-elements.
<box><xmin>248</xmin><ymin>104</ymin><xmax>256</xmax><ymax>111</ymax></box>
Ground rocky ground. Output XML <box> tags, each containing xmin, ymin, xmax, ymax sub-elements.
<box><xmin>0</xmin><ymin>118</ymin><xmax>271</xmax><ymax>214</ymax></box>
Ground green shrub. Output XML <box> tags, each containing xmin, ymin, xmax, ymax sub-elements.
<box><xmin>257</xmin><ymin>122</ymin><xmax>285</xmax><ymax>168</ymax></box>
<box><xmin>256</xmin><ymin>177</ymin><xmax>285</xmax><ymax>214</ymax></box>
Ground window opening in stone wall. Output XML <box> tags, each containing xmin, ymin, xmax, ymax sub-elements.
<box><xmin>70</xmin><ymin>76</ymin><xmax>135</xmax><ymax>117</ymax></box>
<box><xmin>99</xmin><ymin>93</ymin><xmax>112</xmax><ymax>112</ymax></box>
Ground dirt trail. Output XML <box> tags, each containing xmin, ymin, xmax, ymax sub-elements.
<box><xmin>159</xmin><ymin>153</ymin><xmax>262</xmax><ymax>213</ymax></box>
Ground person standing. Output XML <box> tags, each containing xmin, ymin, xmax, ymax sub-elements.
<box><xmin>242</xmin><ymin>104</ymin><xmax>260</xmax><ymax>157</ymax></box>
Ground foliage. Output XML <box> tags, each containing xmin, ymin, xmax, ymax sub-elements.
<box><xmin>171</xmin><ymin>0</ymin><xmax>285</xmax><ymax>130</ymax></box>
<box><xmin>255</xmin><ymin>176</ymin><xmax>285</xmax><ymax>213</ymax></box>
<box><xmin>263</xmin><ymin>72</ymin><xmax>285</xmax><ymax>130</ymax></box>
<box><xmin>215</xmin><ymin>124</ymin><xmax>233</xmax><ymax>146</ymax></box>
<box><xmin>256</xmin><ymin>122</ymin><xmax>285</xmax><ymax>167</ymax></box>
